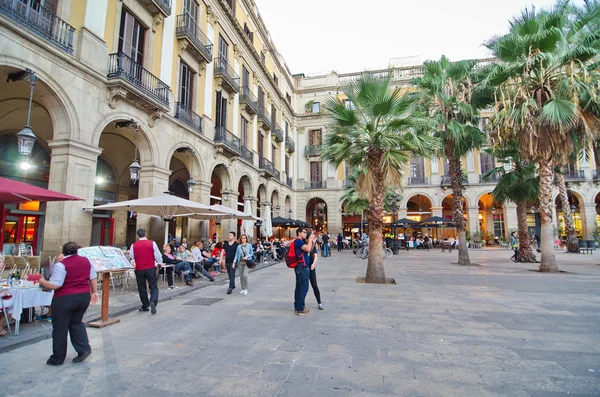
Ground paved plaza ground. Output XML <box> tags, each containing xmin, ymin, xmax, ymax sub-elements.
<box><xmin>1</xmin><ymin>248</ymin><xmax>600</xmax><ymax>397</ymax></box>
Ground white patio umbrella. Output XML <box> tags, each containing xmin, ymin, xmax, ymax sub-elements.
<box><xmin>90</xmin><ymin>194</ymin><xmax>230</xmax><ymax>244</ymax></box>
<box><xmin>183</xmin><ymin>204</ymin><xmax>261</xmax><ymax>221</ymax></box>
<box><xmin>241</xmin><ymin>198</ymin><xmax>255</xmax><ymax>240</ymax></box>
<box><xmin>263</xmin><ymin>204</ymin><xmax>273</xmax><ymax>238</ymax></box>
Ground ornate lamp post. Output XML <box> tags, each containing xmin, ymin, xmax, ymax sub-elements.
<box><xmin>187</xmin><ymin>177</ymin><xmax>196</xmax><ymax>194</ymax></box>
<box><xmin>15</xmin><ymin>70</ymin><xmax>38</xmax><ymax>159</ymax></box>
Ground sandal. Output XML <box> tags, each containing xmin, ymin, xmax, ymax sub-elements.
<box><xmin>0</xmin><ymin>328</ymin><xmax>8</xmax><ymax>337</ymax></box>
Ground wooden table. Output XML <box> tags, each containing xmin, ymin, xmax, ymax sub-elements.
<box><xmin>88</xmin><ymin>269</ymin><xmax>129</xmax><ymax>328</ymax></box>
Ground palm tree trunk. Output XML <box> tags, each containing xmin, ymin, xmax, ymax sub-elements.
<box><xmin>538</xmin><ymin>160</ymin><xmax>559</xmax><ymax>272</ymax></box>
<box><xmin>365</xmin><ymin>151</ymin><xmax>386</xmax><ymax>283</ymax></box>
<box><xmin>448</xmin><ymin>155</ymin><xmax>471</xmax><ymax>265</ymax></box>
<box><xmin>516</xmin><ymin>201</ymin><xmax>537</xmax><ymax>262</ymax></box>
<box><xmin>555</xmin><ymin>172</ymin><xmax>579</xmax><ymax>253</ymax></box>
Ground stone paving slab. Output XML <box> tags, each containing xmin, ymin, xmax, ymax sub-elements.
<box><xmin>1</xmin><ymin>249</ymin><xmax>600</xmax><ymax>396</ymax></box>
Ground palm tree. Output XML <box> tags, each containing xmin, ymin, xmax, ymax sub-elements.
<box><xmin>321</xmin><ymin>74</ymin><xmax>436</xmax><ymax>283</ymax></box>
<box><xmin>413</xmin><ymin>56</ymin><xmax>488</xmax><ymax>266</ymax></box>
<box><xmin>484</xmin><ymin>4</ymin><xmax>600</xmax><ymax>272</ymax></box>
<box><xmin>483</xmin><ymin>143</ymin><xmax>539</xmax><ymax>262</ymax></box>
<box><xmin>554</xmin><ymin>167</ymin><xmax>579</xmax><ymax>253</ymax></box>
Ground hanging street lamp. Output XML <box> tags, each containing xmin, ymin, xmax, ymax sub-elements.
<box><xmin>187</xmin><ymin>177</ymin><xmax>196</xmax><ymax>193</ymax></box>
<box><xmin>16</xmin><ymin>70</ymin><xmax>38</xmax><ymax>158</ymax></box>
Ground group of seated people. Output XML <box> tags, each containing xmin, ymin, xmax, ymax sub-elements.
<box><xmin>160</xmin><ymin>241</ymin><xmax>218</xmax><ymax>289</ymax></box>
<box><xmin>252</xmin><ymin>238</ymin><xmax>290</xmax><ymax>263</ymax></box>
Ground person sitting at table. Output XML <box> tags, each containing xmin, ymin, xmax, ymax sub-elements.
<box><xmin>162</xmin><ymin>245</ymin><xmax>193</xmax><ymax>287</ymax></box>
<box><xmin>0</xmin><ymin>291</ymin><xmax>14</xmax><ymax>336</ymax></box>
<box><xmin>176</xmin><ymin>244</ymin><xmax>215</xmax><ymax>282</ymax></box>
<box><xmin>210</xmin><ymin>242</ymin><xmax>223</xmax><ymax>274</ymax></box>
<box><xmin>253</xmin><ymin>240</ymin><xmax>264</xmax><ymax>263</ymax></box>
<box><xmin>38</xmin><ymin>242</ymin><xmax>99</xmax><ymax>365</ymax></box>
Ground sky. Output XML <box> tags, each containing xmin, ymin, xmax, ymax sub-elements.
<box><xmin>254</xmin><ymin>0</ymin><xmax>585</xmax><ymax>75</ymax></box>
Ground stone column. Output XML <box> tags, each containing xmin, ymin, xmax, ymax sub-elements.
<box><xmin>581</xmin><ymin>203</ymin><xmax>597</xmax><ymax>240</ymax></box>
<box><xmin>112</xmin><ymin>185</ymin><xmax>130</xmax><ymax>247</ymax></box>
<box><xmin>467</xmin><ymin>206</ymin><xmax>480</xmax><ymax>233</ymax></box>
<box><xmin>186</xmin><ymin>188</ymin><xmax>202</xmax><ymax>243</ymax></box>
<box><xmin>42</xmin><ymin>140</ymin><xmax>102</xmax><ymax>259</ymax></box>
<box><xmin>431</xmin><ymin>206</ymin><xmax>443</xmax><ymax>217</ymax></box>
<box><xmin>136</xmin><ymin>166</ymin><xmax>171</xmax><ymax>243</ymax></box>
<box><xmin>198</xmin><ymin>182</ymin><xmax>212</xmax><ymax>241</ymax></box>
<box><xmin>220</xmin><ymin>189</ymin><xmax>237</xmax><ymax>240</ymax></box>
<box><xmin>503</xmin><ymin>203</ymin><xmax>518</xmax><ymax>238</ymax></box>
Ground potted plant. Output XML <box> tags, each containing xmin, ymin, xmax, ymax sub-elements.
<box><xmin>471</xmin><ymin>231</ymin><xmax>483</xmax><ymax>249</ymax></box>
<box><xmin>305</xmin><ymin>100</ymin><xmax>315</xmax><ymax>114</ymax></box>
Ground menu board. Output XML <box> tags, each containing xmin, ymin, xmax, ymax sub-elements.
<box><xmin>78</xmin><ymin>246</ymin><xmax>133</xmax><ymax>272</ymax></box>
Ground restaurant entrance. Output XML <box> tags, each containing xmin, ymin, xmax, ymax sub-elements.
<box><xmin>2</xmin><ymin>208</ymin><xmax>40</xmax><ymax>255</ymax></box>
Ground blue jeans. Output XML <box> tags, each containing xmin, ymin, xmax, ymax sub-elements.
<box><xmin>323</xmin><ymin>243</ymin><xmax>330</xmax><ymax>257</ymax></box>
<box><xmin>176</xmin><ymin>261</ymin><xmax>192</xmax><ymax>281</ymax></box>
<box><xmin>294</xmin><ymin>266</ymin><xmax>310</xmax><ymax>312</ymax></box>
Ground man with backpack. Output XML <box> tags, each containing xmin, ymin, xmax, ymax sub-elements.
<box><xmin>287</xmin><ymin>228</ymin><xmax>317</xmax><ymax>316</ymax></box>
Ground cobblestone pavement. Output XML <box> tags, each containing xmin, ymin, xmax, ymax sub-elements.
<box><xmin>1</xmin><ymin>249</ymin><xmax>600</xmax><ymax>397</ymax></box>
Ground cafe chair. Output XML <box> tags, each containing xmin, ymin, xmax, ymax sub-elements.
<box><xmin>25</xmin><ymin>256</ymin><xmax>40</xmax><ymax>274</ymax></box>
<box><xmin>13</xmin><ymin>256</ymin><xmax>28</xmax><ymax>272</ymax></box>
<box><xmin>1</xmin><ymin>295</ymin><xmax>13</xmax><ymax>336</ymax></box>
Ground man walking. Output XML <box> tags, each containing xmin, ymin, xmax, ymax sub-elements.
<box><xmin>220</xmin><ymin>232</ymin><xmax>239</xmax><ymax>294</ymax></box>
<box><xmin>130</xmin><ymin>229</ymin><xmax>162</xmax><ymax>314</ymax></box>
<box><xmin>293</xmin><ymin>228</ymin><xmax>317</xmax><ymax>316</ymax></box>
<box><xmin>322</xmin><ymin>233</ymin><xmax>330</xmax><ymax>257</ymax></box>
<box><xmin>337</xmin><ymin>233</ymin><xmax>343</xmax><ymax>251</ymax></box>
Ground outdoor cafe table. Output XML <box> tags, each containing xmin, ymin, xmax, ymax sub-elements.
<box><xmin>9</xmin><ymin>285</ymin><xmax>53</xmax><ymax>335</ymax></box>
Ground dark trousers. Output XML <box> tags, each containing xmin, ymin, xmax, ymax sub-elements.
<box><xmin>50</xmin><ymin>292</ymin><xmax>91</xmax><ymax>362</ymax></box>
<box><xmin>309</xmin><ymin>267</ymin><xmax>321</xmax><ymax>304</ymax></box>
<box><xmin>226</xmin><ymin>262</ymin><xmax>236</xmax><ymax>289</ymax></box>
<box><xmin>135</xmin><ymin>268</ymin><xmax>159</xmax><ymax>308</ymax></box>
<box><xmin>192</xmin><ymin>262</ymin><xmax>214</xmax><ymax>279</ymax></box>
<box><xmin>337</xmin><ymin>241</ymin><xmax>342</xmax><ymax>251</ymax></box>
<box><xmin>294</xmin><ymin>266</ymin><xmax>310</xmax><ymax>312</ymax></box>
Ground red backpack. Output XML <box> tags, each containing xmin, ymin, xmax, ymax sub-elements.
<box><xmin>285</xmin><ymin>238</ymin><xmax>305</xmax><ymax>268</ymax></box>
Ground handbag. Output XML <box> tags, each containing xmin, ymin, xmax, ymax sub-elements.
<box><xmin>241</xmin><ymin>245</ymin><xmax>256</xmax><ymax>268</ymax></box>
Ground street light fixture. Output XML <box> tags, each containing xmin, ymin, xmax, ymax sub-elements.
<box><xmin>187</xmin><ymin>177</ymin><xmax>196</xmax><ymax>193</ymax></box>
<box><xmin>15</xmin><ymin>70</ymin><xmax>38</xmax><ymax>158</ymax></box>
<box><xmin>288</xmin><ymin>208</ymin><xmax>293</xmax><ymax>219</ymax></box>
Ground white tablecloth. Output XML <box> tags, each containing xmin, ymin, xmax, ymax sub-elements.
<box><xmin>9</xmin><ymin>287</ymin><xmax>53</xmax><ymax>319</ymax></box>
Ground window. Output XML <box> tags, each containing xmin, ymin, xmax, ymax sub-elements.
<box><xmin>183</xmin><ymin>0</ymin><xmax>198</xmax><ymax>25</ymax></box>
<box><xmin>241</xmin><ymin>116</ymin><xmax>249</xmax><ymax>147</ymax></box>
<box><xmin>273</xmin><ymin>73</ymin><xmax>278</xmax><ymax>86</ymax></box>
<box><xmin>479</xmin><ymin>152</ymin><xmax>495</xmax><ymax>175</ymax></box>
<box><xmin>271</xmin><ymin>104</ymin><xmax>277</xmax><ymax>125</ymax></box>
<box><xmin>260</xmin><ymin>51</ymin><xmax>265</xmax><ymax>64</ymax></box>
<box><xmin>258</xmin><ymin>86</ymin><xmax>264</xmax><ymax>107</ymax></box>
<box><xmin>409</xmin><ymin>158</ymin><xmax>424</xmax><ymax>178</ymax></box>
<box><xmin>309</xmin><ymin>129</ymin><xmax>322</xmax><ymax>146</ymax></box>
<box><xmin>311</xmin><ymin>102</ymin><xmax>321</xmax><ymax>113</ymax></box>
<box><xmin>258</xmin><ymin>133</ymin><xmax>264</xmax><ymax>158</ymax></box>
<box><xmin>286</xmin><ymin>93</ymin><xmax>291</xmax><ymax>104</ymax></box>
<box><xmin>215</xmin><ymin>91</ymin><xmax>227</xmax><ymax>128</ymax></box>
<box><xmin>479</xmin><ymin>117</ymin><xmax>491</xmax><ymax>133</ymax></box>
<box><xmin>225</xmin><ymin>0</ymin><xmax>236</xmax><ymax>16</ymax></box>
<box><xmin>243</xmin><ymin>23</ymin><xmax>253</xmax><ymax>43</ymax></box>
<box><xmin>218</xmin><ymin>34</ymin><xmax>228</xmax><ymax>63</ymax></box>
<box><xmin>118</xmin><ymin>8</ymin><xmax>145</xmax><ymax>65</ymax></box>
<box><xmin>344</xmin><ymin>99</ymin><xmax>355</xmax><ymax>110</ymax></box>
<box><xmin>179</xmin><ymin>61</ymin><xmax>194</xmax><ymax>109</ymax></box>
<box><xmin>285</xmin><ymin>156</ymin><xmax>290</xmax><ymax>176</ymax></box>
<box><xmin>310</xmin><ymin>162</ymin><xmax>322</xmax><ymax>182</ymax></box>
<box><xmin>242</xmin><ymin>65</ymin><xmax>249</xmax><ymax>88</ymax></box>
<box><xmin>443</xmin><ymin>159</ymin><xmax>450</xmax><ymax>176</ymax></box>
<box><xmin>493</xmin><ymin>214</ymin><xmax>505</xmax><ymax>237</ymax></box>
<box><xmin>284</xmin><ymin>121</ymin><xmax>289</xmax><ymax>137</ymax></box>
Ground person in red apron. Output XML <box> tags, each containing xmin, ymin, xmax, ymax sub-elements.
<box><xmin>39</xmin><ymin>242</ymin><xmax>99</xmax><ymax>365</ymax></box>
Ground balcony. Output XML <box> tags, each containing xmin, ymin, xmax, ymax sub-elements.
<box><xmin>343</xmin><ymin>180</ymin><xmax>355</xmax><ymax>188</ymax></box>
<box><xmin>257</xmin><ymin>107</ymin><xmax>273</xmax><ymax>131</ymax></box>
<box><xmin>285</xmin><ymin>136</ymin><xmax>295</xmax><ymax>153</ymax></box>
<box><xmin>137</xmin><ymin>0</ymin><xmax>171</xmax><ymax>17</ymax></box>
<box><xmin>479</xmin><ymin>173</ymin><xmax>499</xmax><ymax>183</ymax></box>
<box><xmin>107</xmin><ymin>52</ymin><xmax>170</xmax><ymax>110</ymax></box>
<box><xmin>241</xmin><ymin>146</ymin><xmax>254</xmax><ymax>164</ymax></box>
<box><xmin>408</xmin><ymin>176</ymin><xmax>428</xmax><ymax>186</ymax></box>
<box><xmin>176</xmin><ymin>15</ymin><xmax>212</xmax><ymax>63</ymax></box>
<box><xmin>214</xmin><ymin>126</ymin><xmax>241</xmax><ymax>157</ymax></box>
<box><xmin>0</xmin><ymin>0</ymin><xmax>75</xmax><ymax>55</ymax></box>
<box><xmin>239</xmin><ymin>86</ymin><xmax>258</xmax><ymax>115</ymax></box>
<box><xmin>214</xmin><ymin>57</ymin><xmax>240</xmax><ymax>93</ymax></box>
<box><xmin>259</xmin><ymin>157</ymin><xmax>277</xmax><ymax>178</ymax></box>
<box><xmin>272</xmin><ymin>124</ymin><xmax>284</xmax><ymax>143</ymax></box>
<box><xmin>594</xmin><ymin>169</ymin><xmax>600</xmax><ymax>180</ymax></box>
<box><xmin>286</xmin><ymin>176</ymin><xmax>293</xmax><ymax>188</ymax></box>
<box><xmin>306</xmin><ymin>181</ymin><xmax>324</xmax><ymax>189</ymax></box>
<box><xmin>564</xmin><ymin>169</ymin><xmax>586</xmax><ymax>181</ymax></box>
<box><xmin>441</xmin><ymin>175</ymin><xmax>468</xmax><ymax>186</ymax></box>
<box><xmin>305</xmin><ymin>145</ymin><xmax>321</xmax><ymax>157</ymax></box>
<box><xmin>175</xmin><ymin>102</ymin><xmax>202</xmax><ymax>134</ymax></box>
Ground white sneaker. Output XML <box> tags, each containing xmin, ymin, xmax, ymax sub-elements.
<box><xmin>318</xmin><ymin>304</ymin><xmax>324</xmax><ymax>310</ymax></box>
<box><xmin>240</xmin><ymin>289</ymin><xmax>245</xmax><ymax>294</ymax></box>
<box><xmin>243</xmin><ymin>290</ymin><xmax>248</xmax><ymax>295</ymax></box>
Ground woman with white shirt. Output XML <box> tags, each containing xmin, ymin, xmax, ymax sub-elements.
<box><xmin>233</xmin><ymin>234</ymin><xmax>254</xmax><ymax>295</ymax></box>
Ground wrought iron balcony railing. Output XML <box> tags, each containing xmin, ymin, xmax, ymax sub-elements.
<box><xmin>107</xmin><ymin>52</ymin><xmax>170</xmax><ymax>106</ymax></box>
<box><xmin>175</xmin><ymin>102</ymin><xmax>202</xmax><ymax>134</ymax></box>
<box><xmin>0</xmin><ymin>0</ymin><xmax>75</xmax><ymax>54</ymax></box>
<box><xmin>257</xmin><ymin>107</ymin><xmax>273</xmax><ymax>131</ymax></box>
<box><xmin>408</xmin><ymin>176</ymin><xmax>428</xmax><ymax>185</ymax></box>
<box><xmin>138</xmin><ymin>0</ymin><xmax>171</xmax><ymax>17</ymax></box>
<box><xmin>479</xmin><ymin>173</ymin><xmax>499</xmax><ymax>183</ymax></box>
<box><xmin>175</xmin><ymin>15</ymin><xmax>213</xmax><ymax>63</ymax></box>
<box><xmin>286</xmin><ymin>176</ymin><xmax>293</xmax><ymax>188</ymax></box>
<box><xmin>306</xmin><ymin>181</ymin><xmax>324</xmax><ymax>189</ymax></box>
<box><xmin>564</xmin><ymin>168</ymin><xmax>586</xmax><ymax>181</ymax></box>
<box><xmin>272</xmin><ymin>124</ymin><xmax>284</xmax><ymax>142</ymax></box>
<box><xmin>441</xmin><ymin>175</ymin><xmax>468</xmax><ymax>186</ymax></box>
<box><xmin>285</xmin><ymin>136</ymin><xmax>295</xmax><ymax>153</ymax></box>
<box><xmin>239</xmin><ymin>86</ymin><xmax>258</xmax><ymax>115</ymax></box>
<box><xmin>241</xmin><ymin>146</ymin><xmax>254</xmax><ymax>164</ymax></box>
<box><xmin>214</xmin><ymin>126</ymin><xmax>241</xmax><ymax>156</ymax></box>
<box><xmin>305</xmin><ymin>145</ymin><xmax>321</xmax><ymax>157</ymax></box>
<box><xmin>343</xmin><ymin>180</ymin><xmax>355</xmax><ymax>188</ymax></box>
<box><xmin>214</xmin><ymin>57</ymin><xmax>240</xmax><ymax>93</ymax></box>
<box><xmin>259</xmin><ymin>157</ymin><xmax>276</xmax><ymax>178</ymax></box>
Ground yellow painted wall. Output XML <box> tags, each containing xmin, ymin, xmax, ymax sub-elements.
<box><xmin>473</xmin><ymin>149</ymin><xmax>480</xmax><ymax>174</ymax></box>
<box><xmin>337</xmin><ymin>164</ymin><xmax>344</xmax><ymax>180</ymax></box>
<box><xmin>424</xmin><ymin>158</ymin><xmax>431</xmax><ymax>176</ymax></box>
<box><xmin>152</xmin><ymin>23</ymin><xmax>164</xmax><ymax>77</ymax></box>
<box><xmin>104</xmin><ymin>0</ymin><xmax>118</xmax><ymax>52</ymax></box>
<box><xmin>69</xmin><ymin>0</ymin><xmax>86</xmax><ymax>30</ymax></box>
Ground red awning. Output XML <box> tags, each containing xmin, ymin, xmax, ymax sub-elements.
<box><xmin>0</xmin><ymin>177</ymin><xmax>84</xmax><ymax>204</ymax></box>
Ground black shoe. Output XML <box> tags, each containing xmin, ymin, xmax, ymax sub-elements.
<box><xmin>209</xmin><ymin>277</ymin><xmax>215</xmax><ymax>282</ymax></box>
<box><xmin>139</xmin><ymin>307</ymin><xmax>149</xmax><ymax>312</ymax></box>
<box><xmin>186</xmin><ymin>280</ymin><xmax>194</xmax><ymax>287</ymax></box>
<box><xmin>227</xmin><ymin>289</ymin><xmax>232</xmax><ymax>294</ymax></box>
<box><xmin>73</xmin><ymin>351</ymin><xmax>91</xmax><ymax>363</ymax></box>
<box><xmin>150</xmin><ymin>301</ymin><xmax>156</xmax><ymax>315</ymax></box>
<box><xmin>46</xmin><ymin>357</ymin><xmax>64</xmax><ymax>366</ymax></box>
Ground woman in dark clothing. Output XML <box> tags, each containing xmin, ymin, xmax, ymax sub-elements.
<box><xmin>307</xmin><ymin>241</ymin><xmax>324</xmax><ymax>310</ymax></box>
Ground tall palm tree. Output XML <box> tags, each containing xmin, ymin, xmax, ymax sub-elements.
<box><xmin>483</xmin><ymin>143</ymin><xmax>539</xmax><ymax>262</ymax></box>
<box><xmin>555</xmin><ymin>167</ymin><xmax>579</xmax><ymax>253</ymax></box>
<box><xmin>413</xmin><ymin>56</ymin><xmax>488</xmax><ymax>266</ymax></box>
<box><xmin>321</xmin><ymin>74</ymin><xmax>436</xmax><ymax>283</ymax></box>
<box><xmin>484</xmin><ymin>4</ymin><xmax>600</xmax><ymax>272</ymax></box>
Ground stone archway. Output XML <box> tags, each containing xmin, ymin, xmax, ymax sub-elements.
<box><xmin>306</xmin><ymin>197</ymin><xmax>328</xmax><ymax>233</ymax></box>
